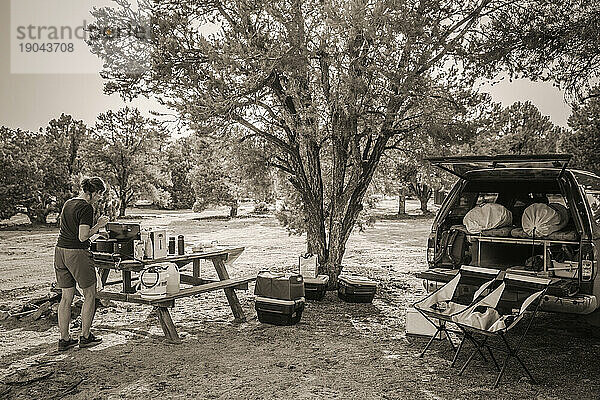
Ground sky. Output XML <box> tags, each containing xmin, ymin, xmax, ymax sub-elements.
<box><xmin>0</xmin><ymin>0</ymin><xmax>573</xmax><ymax>134</ymax></box>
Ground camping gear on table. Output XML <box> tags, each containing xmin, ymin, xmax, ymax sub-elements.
<box><xmin>255</xmin><ymin>296</ymin><xmax>305</xmax><ymax>326</ymax></box>
<box><xmin>169</xmin><ymin>237</ymin><xmax>176</xmax><ymax>255</ymax></box>
<box><xmin>304</xmin><ymin>275</ymin><xmax>329</xmax><ymax>301</ymax></box>
<box><xmin>166</xmin><ymin>264</ymin><xmax>180</xmax><ymax>294</ymax></box>
<box><xmin>254</xmin><ymin>271</ymin><xmax>305</xmax><ymax>300</ymax></box>
<box><xmin>91</xmin><ymin>238</ymin><xmax>115</xmax><ymax>253</ymax></box>
<box><xmin>299</xmin><ymin>253</ymin><xmax>318</xmax><ymax>278</ymax></box>
<box><xmin>463</xmin><ymin>203</ymin><xmax>513</xmax><ymax>234</ymax></box>
<box><xmin>337</xmin><ymin>275</ymin><xmax>377</xmax><ymax>303</ymax></box>
<box><xmin>413</xmin><ymin>265</ymin><xmax>502</xmax><ymax>361</ymax></box>
<box><xmin>104</xmin><ymin>223</ymin><xmax>141</xmax><ymax>258</ymax></box>
<box><xmin>150</xmin><ymin>230</ymin><xmax>168</xmax><ymax>259</ymax></box>
<box><xmin>138</xmin><ymin>265</ymin><xmax>169</xmax><ymax>299</ymax></box>
<box><xmin>522</xmin><ymin>203</ymin><xmax>569</xmax><ymax>237</ymax></box>
<box><xmin>178</xmin><ymin>235</ymin><xmax>185</xmax><ymax>255</ymax></box>
<box><xmin>140</xmin><ymin>229</ymin><xmax>168</xmax><ymax>259</ymax></box>
<box><xmin>106</xmin><ymin>222</ymin><xmax>141</xmax><ymax>240</ymax></box>
<box><xmin>451</xmin><ymin>273</ymin><xmax>550</xmax><ymax>388</ymax></box>
<box><xmin>133</xmin><ymin>240</ymin><xmax>145</xmax><ymax>260</ymax></box>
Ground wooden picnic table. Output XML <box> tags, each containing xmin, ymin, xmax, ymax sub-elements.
<box><xmin>92</xmin><ymin>246</ymin><xmax>255</xmax><ymax>343</ymax></box>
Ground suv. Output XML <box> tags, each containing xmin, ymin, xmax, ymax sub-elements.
<box><xmin>418</xmin><ymin>154</ymin><xmax>600</xmax><ymax>320</ymax></box>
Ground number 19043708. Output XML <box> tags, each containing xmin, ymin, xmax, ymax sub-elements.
<box><xmin>19</xmin><ymin>43</ymin><xmax>74</xmax><ymax>52</ymax></box>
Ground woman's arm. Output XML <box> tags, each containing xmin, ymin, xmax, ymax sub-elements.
<box><xmin>79</xmin><ymin>216</ymin><xmax>109</xmax><ymax>242</ymax></box>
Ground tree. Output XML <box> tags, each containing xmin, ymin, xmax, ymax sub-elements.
<box><xmin>468</xmin><ymin>0</ymin><xmax>600</xmax><ymax>102</ymax></box>
<box><xmin>85</xmin><ymin>107</ymin><xmax>170</xmax><ymax>217</ymax></box>
<box><xmin>90</xmin><ymin>0</ymin><xmax>547</xmax><ymax>282</ymax></box>
<box><xmin>561</xmin><ymin>87</ymin><xmax>600</xmax><ymax>175</ymax></box>
<box><xmin>41</xmin><ymin>114</ymin><xmax>89</xmax><ymax>220</ymax></box>
<box><xmin>189</xmin><ymin>132</ymin><xmax>275</xmax><ymax>217</ymax></box>
<box><xmin>0</xmin><ymin>127</ymin><xmax>45</xmax><ymax>221</ymax></box>
<box><xmin>165</xmin><ymin>136</ymin><xmax>200</xmax><ymax>209</ymax></box>
<box><xmin>468</xmin><ymin>101</ymin><xmax>562</xmax><ymax>156</ymax></box>
<box><xmin>0</xmin><ymin>115</ymin><xmax>89</xmax><ymax>224</ymax></box>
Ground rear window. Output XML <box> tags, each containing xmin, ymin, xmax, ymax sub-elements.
<box><xmin>573</xmin><ymin>171</ymin><xmax>600</xmax><ymax>227</ymax></box>
<box><xmin>476</xmin><ymin>193</ymin><xmax>498</xmax><ymax>205</ymax></box>
<box><xmin>586</xmin><ymin>193</ymin><xmax>600</xmax><ymax>225</ymax></box>
<box><xmin>448</xmin><ymin>190</ymin><xmax>570</xmax><ymax>220</ymax></box>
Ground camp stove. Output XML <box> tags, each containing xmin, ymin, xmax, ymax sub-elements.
<box><xmin>91</xmin><ymin>223</ymin><xmax>141</xmax><ymax>259</ymax></box>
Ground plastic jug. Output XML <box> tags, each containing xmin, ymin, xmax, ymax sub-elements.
<box><xmin>166</xmin><ymin>264</ymin><xmax>180</xmax><ymax>294</ymax></box>
<box><xmin>139</xmin><ymin>266</ymin><xmax>168</xmax><ymax>299</ymax></box>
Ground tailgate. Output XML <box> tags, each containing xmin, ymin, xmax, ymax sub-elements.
<box><xmin>417</xmin><ymin>268</ymin><xmax>579</xmax><ymax>297</ymax></box>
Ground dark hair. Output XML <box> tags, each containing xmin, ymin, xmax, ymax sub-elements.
<box><xmin>81</xmin><ymin>177</ymin><xmax>106</xmax><ymax>195</ymax></box>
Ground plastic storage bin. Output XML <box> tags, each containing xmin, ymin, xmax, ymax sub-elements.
<box><xmin>255</xmin><ymin>296</ymin><xmax>305</xmax><ymax>326</ymax></box>
<box><xmin>254</xmin><ymin>272</ymin><xmax>305</xmax><ymax>300</ymax></box>
<box><xmin>337</xmin><ymin>275</ymin><xmax>377</xmax><ymax>303</ymax></box>
<box><xmin>304</xmin><ymin>275</ymin><xmax>329</xmax><ymax>301</ymax></box>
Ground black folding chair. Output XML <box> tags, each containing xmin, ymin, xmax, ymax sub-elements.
<box><xmin>413</xmin><ymin>265</ymin><xmax>502</xmax><ymax>363</ymax></box>
<box><xmin>451</xmin><ymin>273</ymin><xmax>551</xmax><ymax>387</ymax></box>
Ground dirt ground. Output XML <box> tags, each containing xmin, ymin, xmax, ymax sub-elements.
<box><xmin>0</xmin><ymin>199</ymin><xmax>599</xmax><ymax>399</ymax></box>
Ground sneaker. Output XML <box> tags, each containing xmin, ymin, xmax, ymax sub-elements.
<box><xmin>79</xmin><ymin>333</ymin><xmax>103</xmax><ymax>348</ymax></box>
<box><xmin>58</xmin><ymin>338</ymin><xmax>78</xmax><ymax>352</ymax></box>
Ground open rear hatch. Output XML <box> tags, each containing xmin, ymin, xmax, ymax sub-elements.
<box><xmin>427</xmin><ymin>154</ymin><xmax>572</xmax><ymax>179</ymax></box>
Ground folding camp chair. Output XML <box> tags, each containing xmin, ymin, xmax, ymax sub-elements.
<box><xmin>413</xmin><ymin>265</ymin><xmax>502</xmax><ymax>362</ymax></box>
<box><xmin>451</xmin><ymin>273</ymin><xmax>551</xmax><ymax>388</ymax></box>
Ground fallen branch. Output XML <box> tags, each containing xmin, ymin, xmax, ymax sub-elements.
<box><xmin>10</xmin><ymin>308</ymin><xmax>39</xmax><ymax>318</ymax></box>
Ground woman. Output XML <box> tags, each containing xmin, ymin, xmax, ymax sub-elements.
<box><xmin>54</xmin><ymin>177</ymin><xmax>109</xmax><ymax>351</ymax></box>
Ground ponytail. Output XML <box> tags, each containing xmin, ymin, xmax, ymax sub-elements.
<box><xmin>81</xmin><ymin>176</ymin><xmax>106</xmax><ymax>195</ymax></box>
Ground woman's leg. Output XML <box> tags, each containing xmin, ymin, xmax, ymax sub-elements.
<box><xmin>58</xmin><ymin>287</ymin><xmax>75</xmax><ymax>340</ymax></box>
<box><xmin>81</xmin><ymin>284</ymin><xmax>97</xmax><ymax>338</ymax></box>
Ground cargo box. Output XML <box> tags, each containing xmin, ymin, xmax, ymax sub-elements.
<box><xmin>304</xmin><ymin>275</ymin><xmax>329</xmax><ymax>301</ymax></box>
<box><xmin>337</xmin><ymin>275</ymin><xmax>377</xmax><ymax>303</ymax></box>
<box><xmin>255</xmin><ymin>296</ymin><xmax>305</xmax><ymax>326</ymax></box>
<box><xmin>254</xmin><ymin>272</ymin><xmax>305</xmax><ymax>300</ymax></box>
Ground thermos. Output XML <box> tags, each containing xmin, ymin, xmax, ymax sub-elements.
<box><xmin>177</xmin><ymin>235</ymin><xmax>185</xmax><ymax>255</ymax></box>
<box><xmin>168</xmin><ymin>237</ymin><xmax>176</xmax><ymax>255</ymax></box>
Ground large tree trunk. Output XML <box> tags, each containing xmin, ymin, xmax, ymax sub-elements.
<box><xmin>119</xmin><ymin>189</ymin><xmax>127</xmax><ymax>217</ymax></box>
<box><xmin>398</xmin><ymin>188</ymin><xmax>406</xmax><ymax>215</ymax></box>
<box><xmin>229</xmin><ymin>200</ymin><xmax>238</xmax><ymax>218</ymax></box>
<box><xmin>27</xmin><ymin>210</ymin><xmax>48</xmax><ymax>225</ymax></box>
<box><xmin>419</xmin><ymin>184</ymin><xmax>432</xmax><ymax>213</ymax></box>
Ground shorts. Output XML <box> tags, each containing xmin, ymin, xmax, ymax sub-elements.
<box><xmin>54</xmin><ymin>247</ymin><xmax>97</xmax><ymax>289</ymax></box>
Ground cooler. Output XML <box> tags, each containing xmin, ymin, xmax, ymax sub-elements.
<box><xmin>255</xmin><ymin>296</ymin><xmax>305</xmax><ymax>326</ymax></box>
<box><xmin>337</xmin><ymin>275</ymin><xmax>377</xmax><ymax>303</ymax></box>
<box><xmin>254</xmin><ymin>272</ymin><xmax>305</xmax><ymax>300</ymax></box>
<box><xmin>304</xmin><ymin>275</ymin><xmax>329</xmax><ymax>301</ymax></box>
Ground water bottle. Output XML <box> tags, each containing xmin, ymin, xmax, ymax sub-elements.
<box><xmin>177</xmin><ymin>235</ymin><xmax>185</xmax><ymax>255</ymax></box>
<box><xmin>168</xmin><ymin>237</ymin><xmax>176</xmax><ymax>255</ymax></box>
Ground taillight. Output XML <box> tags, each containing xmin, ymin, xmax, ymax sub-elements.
<box><xmin>581</xmin><ymin>243</ymin><xmax>595</xmax><ymax>282</ymax></box>
<box><xmin>426</xmin><ymin>232</ymin><xmax>436</xmax><ymax>265</ymax></box>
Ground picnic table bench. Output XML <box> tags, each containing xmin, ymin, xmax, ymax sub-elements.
<box><xmin>92</xmin><ymin>246</ymin><xmax>255</xmax><ymax>343</ymax></box>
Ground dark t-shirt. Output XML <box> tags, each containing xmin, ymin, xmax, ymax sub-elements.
<box><xmin>56</xmin><ymin>198</ymin><xmax>94</xmax><ymax>249</ymax></box>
